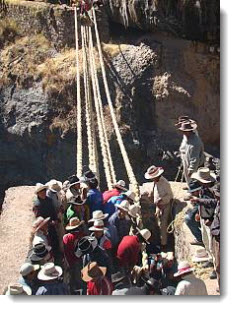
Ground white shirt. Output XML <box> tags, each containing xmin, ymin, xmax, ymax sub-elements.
<box><xmin>175</xmin><ymin>273</ymin><xmax>208</xmax><ymax>295</ymax></box>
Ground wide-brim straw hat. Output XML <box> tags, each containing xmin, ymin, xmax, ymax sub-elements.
<box><xmin>37</xmin><ymin>263</ymin><xmax>63</xmax><ymax>281</ymax></box>
<box><xmin>191</xmin><ymin>167</ymin><xmax>216</xmax><ymax>184</ymax></box>
<box><xmin>89</xmin><ymin>219</ymin><xmax>105</xmax><ymax>232</ymax></box>
<box><xmin>46</xmin><ymin>179</ymin><xmax>62</xmax><ymax>193</ymax></box>
<box><xmin>20</xmin><ymin>262</ymin><xmax>40</xmax><ymax>277</ymax></box>
<box><xmin>112</xmin><ymin>180</ymin><xmax>128</xmax><ymax>192</ymax></box>
<box><xmin>65</xmin><ymin>217</ymin><xmax>84</xmax><ymax>231</ymax></box>
<box><xmin>137</xmin><ymin>228</ymin><xmax>151</xmax><ymax>244</ymax></box>
<box><xmin>174</xmin><ymin>261</ymin><xmax>194</xmax><ymax>277</ymax></box>
<box><xmin>88</xmin><ymin>210</ymin><xmax>109</xmax><ymax>223</ymax></box>
<box><xmin>145</xmin><ymin>166</ymin><xmax>164</xmax><ymax>180</ymax></box>
<box><xmin>128</xmin><ymin>205</ymin><xmax>139</xmax><ymax>218</ymax></box>
<box><xmin>123</xmin><ymin>190</ymin><xmax>136</xmax><ymax>202</ymax></box>
<box><xmin>82</xmin><ymin>262</ymin><xmax>107</xmax><ymax>282</ymax></box>
<box><xmin>192</xmin><ymin>248</ymin><xmax>210</xmax><ymax>263</ymax></box>
<box><xmin>5</xmin><ymin>283</ymin><xmax>32</xmax><ymax>295</ymax></box>
<box><xmin>35</xmin><ymin>183</ymin><xmax>48</xmax><ymax>194</ymax></box>
<box><xmin>177</xmin><ymin>121</ymin><xmax>198</xmax><ymax>132</ymax></box>
<box><xmin>117</xmin><ymin>200</ymin><xmax>130</xmax><ymax>212</ymax></box>
<box><xmin>33</xmin><ymin>217</ymin><xmax>50</xmax><ymax>232</ymax></box>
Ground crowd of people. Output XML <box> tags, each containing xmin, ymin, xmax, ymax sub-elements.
<box><xmin>3</xmin><ymin>115</ymin><xmax>220</xmax><ymax>296</ymax></box>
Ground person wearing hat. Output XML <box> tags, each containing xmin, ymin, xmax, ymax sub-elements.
<box><xmin>63</xmin><ymin>217</ymin><xmax>86</xmax><ymax>294</ymax></box>
<box><xmin>176</xmin><ymin>120</ymin><xmax>205</xmax><ymax>187</ymax></box>
<box><xmin>83</xmin><ymin>171</ymin><xmax>104</xmax><ymax>215</ymax></box>
<box><xmin>31</xmin><ymin>216</ymin><xmax>50</xmax><ymax>247</ymax></box>
<box><xmin>28</xmin><ymin>243</ymin><xmax>53</xmax><ymax>265</ymax></box>
<box><xmin>102</xmin><ymin>180</ymin><xmax>128</xmax><ymax>204</ymax></box>
<box><xmin>82</xmin><ymin>262</ymin><xmax>113</xmax><ymax>295</ymax></box>
<box><xmin>64</xmin><ymin>196</ymin><xmax>90</xmax><ymax>226</ymax></box>
<box><xmin>89</xmin><ymin>219</ymin><xmax>112</xmax><ymax>253</ymax></box>
<box><xmin>190</xmin><ymin>167</ymin><xmax>217</xmax><ymax>273</ymax></box>
<box><xmin>36</xmin><ymin>262</ymin><xmax>69</xmax><ymax>295</ymax></box>
<box><xmin>116</xmin><ymin>228</ymin><xmax>151</xmax><ymax>272</ymax></box>
<box><xmin>128</xmin><ymin>204</ymin><xmax>143</xmax><ymax>235</ymax></box>
<box><xmin>174</xmin><ymin>261</ymin><xmax>208</xmax><ymax>295</ymax></box>
<box><xmin>19</xmin><ymin>262</ymin><xmax>40</xmax><ymax>295</ymax></box>
<box><xmin>108</xmin><ymin>200</ymin><xmax>132</xmax><ymax>246</ymax></box>
<box><xmin>75</xmin><ymin>236</ymin><xmax>114</xmax><ymax>279</ymax></box>
<box><xmin>104</xmin><ymin>189</ymin><xmax>135</xmax><ymax>217</ymax></box>
<box><xmin>184</xmin><ymin>180</ymin><xmax>203</xmax><ymax>246</ymax></box>
<box><xmin>210</xmin><ymin>183</ymin><xmax>220</xmax><ymax>292</ymax></box>
<box><xmin>66</xmin><ymin>175</ymin><xmax>88</xmax><ymax>203</ymax></box>
<box><xmin>144</xmin><ymin>165</ymin><xmax>173</xmax><ymax>251</ymax></box>
<box><xmin>33</xmin><ymin>183</ymin><xmax>60</xmax><ymax>259</ymax></box>
<box><xmin>4</xmin><ymin>283</ymin><xmax>32</xmax><ymax>295</ymax></box>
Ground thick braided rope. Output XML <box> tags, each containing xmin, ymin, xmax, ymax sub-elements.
<box><xmin>87</xmin><ymin>25</ymin><xmax>113</xmax><ymax>189</ymax></box>
<box><xmin>92</xmin><ymin>7</ymin><xmax>140</xmax><ymax>200</ymax></box>
<box><xmin>81</xmin><ymin>25</ymin><xmax>97</xmax><ymax>175</ymax></box>
<box><xmin>84</xmin><ymin>25</ymin><xmax>100</xmax><ymax>181</ymax></box>
<box><xmin>74</xmin><ymin>7</ymin><xmax>83</xmax><ymax>176</ymax></box>
<box><xmin>88</xmin><ymin>26</ymin><xmax>117</xmax><ymax>185</ymax></box>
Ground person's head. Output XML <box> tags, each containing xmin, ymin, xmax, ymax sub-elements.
<box><xmin>89</xmin><ymin>219</ymin><xmax>105</xmax><ymax>238</ymax></box>
<box><xmin>81</xmin><ymin>262</ymin><xmax>107</xmax><ymax>283</ymax></box>
<box><xmin>68</xmin><ymin>175</ymin><xmax>81</xmax><ymax>190</ymax></box>
<box><xmin>176</xmin><ymin>121</ymin><xmax>197</xmax><ymax>136</ymax></box>
<box><xmin>173</xmin><ymin>261</ymin><xmax>194</xmax><ymax>279</ymax></box>
<box><xmin>144</xmin><ymin>166</ymin><xmax>164</xmax><ymax>183</ymax></box>
<box><xmin>37</xmin><ymin>262</ymin><xmax>63</xmax><ymax>283</ymax></box>
<box><xmin>136</xmin><ymin>229</ymin><xmax>151</xmax><ymax>245</ymax></box>
<box><xmin>75</xmin><ymin>236</ymin><xmax>98</xmax><ymax>258</ymax></box>
<box><xmin>117</xmin><ymin>200</ymin><xmax>130</xmax><ymax>219</ymax></box>
<box><xmin>113</xmin><ymin>180</ymin><xmax>128</xmax><ymax>192</ymax></box>
<box><xmin>88</xmin><ymin>178</ymin><xmax>99</xmax><ymax>189</ymax></box>
<box><xmin>191</xmin><ymin>167</ymin><xmax>216</xmax><ymax>189</ymax></box>
<box><xmin>35</xmin><ymin>183</ymin><xmax>48</xmax><ymax>199</ymax></box>
<box><xmin>188</xmin><ymin>180</ymin><xmax>202</xmax><ymax>197</ymax></box>
<box><xmin>123</xmin><ymin>191</ymin><xmax>136</xmax><ymax>204</ymax></box>
<box><xmin>20</xmin><ymin>263</ymin><xmax>40</xmax><ymax>281</ymax></box>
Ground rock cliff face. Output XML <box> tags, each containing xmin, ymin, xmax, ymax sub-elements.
<box><xmin>0</xmin><ymin>0</ymin><xmax>220</xmax><ymax>206</ymax></box>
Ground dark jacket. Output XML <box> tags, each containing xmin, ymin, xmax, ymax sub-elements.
<box><xmin>210</xmin><ymin>201</ymin><xmax>220</xmax><ymax>239</ymax></box>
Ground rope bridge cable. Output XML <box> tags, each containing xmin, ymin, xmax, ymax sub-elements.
<box><xmin>86</xmin><ymin>25</ymin><xmax>113</xmax><ymax>189</ymax></box>
<box><xmin>91</xmin><ymin>7</ymin><xmax>140</xmax><ymax>201</ymax></box>
<box><xmin>74</xmin><ymin>7</ymin><xmax>83</xmax><ymax>176</ymax></box>
<box><xmin>87</xmin><ymin>26</ymin><xmax>117</xmax><ymax>186</ymax></box>
<box><xmin>81</xmin><ymin>24</ymin><xmax>98</xmax><ymax>177</ymax></box>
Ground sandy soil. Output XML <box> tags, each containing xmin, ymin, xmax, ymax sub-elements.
<box><xmin>0</xmin><ymin>186</ymin><xmax>35</xmax><ymax>294</ymax></box>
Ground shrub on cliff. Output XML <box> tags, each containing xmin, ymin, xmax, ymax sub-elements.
<box><xmin>0</xmin><ymin>18</ymin><xmax>20</xmax><ymax>48</ymax></box>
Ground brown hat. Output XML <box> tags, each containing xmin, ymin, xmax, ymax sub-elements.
<box><xmin>81</xmin><ymin>262</ymin><xmax>107</xmax><ymax>282</ymax></box>
<box><xmin>65</xmin><ymin>217</ymin><xmax>84</xmax><ymax>231</ymax></box>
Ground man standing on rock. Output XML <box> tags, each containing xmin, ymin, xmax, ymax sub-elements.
<box><xmin>144</xmin><ymin>166</ymin><xmax>173</xmax><ymax>251</ymax></box>
<box><xmin>176</xmin><ymin>117</ymin><xmax>205</xmax><ymax>188</ymax></box>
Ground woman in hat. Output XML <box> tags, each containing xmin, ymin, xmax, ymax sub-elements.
<box><xmin>144</xmin><ymin>165</ymin><xmax>173</xmax><ymax>251</ymax></box>
<box><xmin>36</xmin><ymin>262</ymin><xmax>69</xmax><ymax>295</ymax></box>
<box><xmin>63</xmin><ymin>196</ymin><xmax>90</xmax><ymax>226</ymax></box>
<box><xmin>81</xmin><ymin>262</ymin><xmax>113</xmax><ymax>295</ymax></box>
<box><xmin>174</xmin><ymin>261</ymin><xmax>208</xmax><ymax>295</ymax></box>
<box><xmin>63</xmin><ymin>217</ymin><xmax>86</xmax><ymax>294</ymax></box>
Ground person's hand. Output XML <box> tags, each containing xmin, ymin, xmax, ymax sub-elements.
<box><xmin>195</xmin><ymin>213</ymin><xmax>200</xmax><ymax>222</ymax></box>
<box><xmin>190</xmin><ymin>197</ymin><xmax>199</xmax><ymax>204</ymax></box>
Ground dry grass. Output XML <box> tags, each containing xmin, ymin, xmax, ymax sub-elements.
<box><xmin>102</xmin><ymin>43</ymin><xmax>129</xmax><ymax>58</ymax></box>
<box><xmin>0</xmin><ymin>18</ymin><xmax>20</xmax><ymax>48</ymax></box>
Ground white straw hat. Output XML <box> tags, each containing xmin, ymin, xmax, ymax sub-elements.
<box><xmin>65</xmin><ymin>217</ymin><xmax>84</xmax><ymax>231</ymax></box>
<box><xmin>37</xmin><ymin>262</ymin><xmax>63</xmax><ymax>281</ymax></box>
<box><xmin>192</xmin><ymin>248</ymin><xmax>210</xmax><ymax>263</ymax></box>
<box><xmin>137</xmin><ymin>228</ymin><xmax>151</xmax><ymax>244</ymax></box>
<box><xmin>5</xmin><ymin>283</ymin><xmax>32</xmax><ymax>295</ymax></box>
<box><xmin>35</xmin><ymin>183</ymin><xmax>48</xmax><ymax>194</ymax></box>
<box><xmin>20</xmin><ymin>262</ymin><xmax>40</xmax><ymax>277</ymax></box>
<box><xmin>88</xmin><ymin>210</ymin><xmax>109</xmax><ymax>223</ymax></box>
<box><xmin>144</xmin><ymin>166</ymin><xmax>164</xmax><ymax>180</ymax></box>
<box><xmin>124</xmin><ymin>190</ymin><xmax>136</xmax><ymax>202</ymax></box>
<box><xmin>112</xmin><ymin>180</ymin><xmax>128</xmax><ymax>191</ymax></box>
<box><xmin>46</xmin><ymin>179</ymin><xmax>62</xmax><ymax>193</ymax></box>
<box><xmin>174</xmin><ymin>261</ymin><xmax>194</xmax><ymax>277</ymax></box>
<box><xmin>128</xmin><ymin>205</ymin><xmax>139</xmax><ymax>218</ymax></box>
<box><xmin>191</xmin><ymin>167</ymin><xmax>216</xmax><ymax>184</ymax></box>
<box><xmin>89</xmin><ymin>219</ymin><xmax>105</xmax><ymax>232</ymax></box>
<box><xmin>117</xmin><ymin>200</ymin><xmax>130</xmax><ymax>212</ymax></box>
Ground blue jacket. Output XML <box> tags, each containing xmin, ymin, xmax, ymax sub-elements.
<box><xmin>104</xmin><ymin>194</ymin><xmax>126</xmax><ymax>217</ymax></box>
<box><xmin>86</xmin><ymin>189</ymin><xmax>104</xmax><ymax>214</ymax></box>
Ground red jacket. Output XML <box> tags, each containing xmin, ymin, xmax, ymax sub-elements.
<box><xmin>63</xmin><ymin>231</ymin><xmax>85</xmax><ymax>267</ymax></box>
<box><xmin>87</xmin><ymin>277</ymin><xmax>113</xmax><ymax>295</ymax></box>
<box><xmin>102</xmin><ymin>188</ymin><xmax>121</xmax><ymax>204</ymax></box>
<box><xmin>116</xmin><ymin>235</ymin><xmax>141</xmax><ymax>267</ymax></box>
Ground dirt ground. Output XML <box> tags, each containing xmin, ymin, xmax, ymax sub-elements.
<box><xmin>0</xmin><ymin>186</ymin><xmax>35</xmax><ymax>294</ymax></box>
<box><xmin>0</xmin><ymin>183</ymin><xmax>219</xmax><ymax>295</ymax></box>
